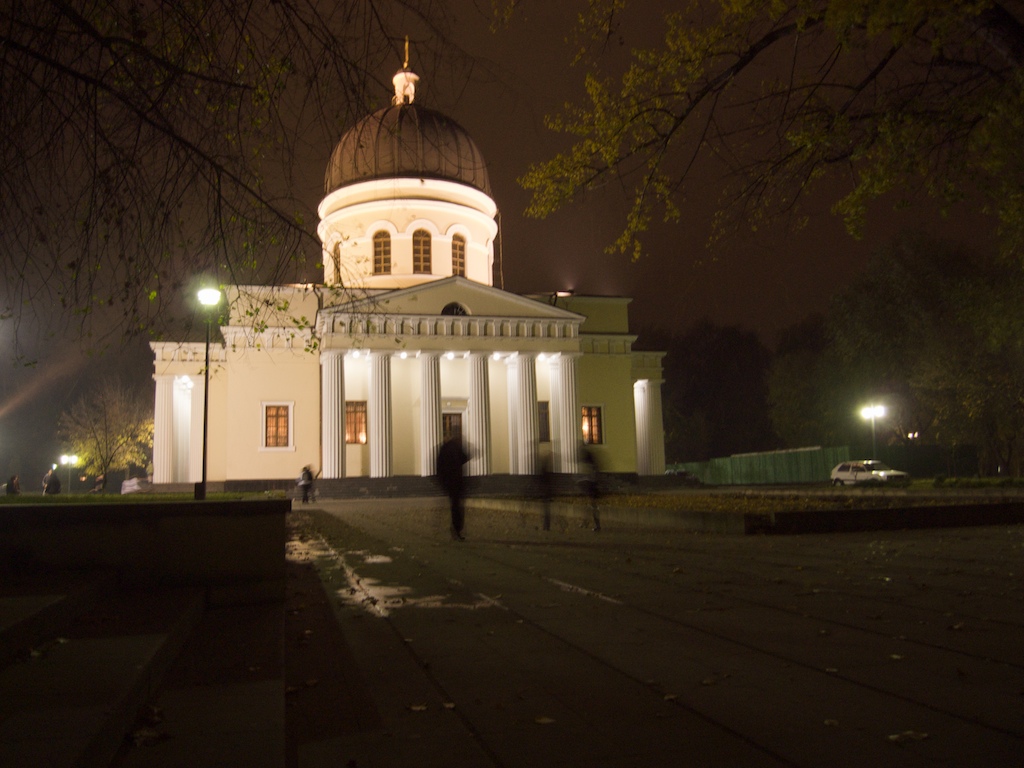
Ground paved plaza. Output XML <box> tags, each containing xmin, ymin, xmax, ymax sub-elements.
<box><xmin>285</xmin><ymin>499</ymin><xmax>1024</xmax><ymax>768</ymax></box>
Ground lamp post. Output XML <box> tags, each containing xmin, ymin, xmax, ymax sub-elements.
<box><xmin>59</xmin><ymin>454</ymin><xmax>78</xmax><ymax>492</ymax></box>
<box><xmin>859</xmin><ymin>405</ymin><xmax>886</xmax><ymax>460</ymax></box>
<box><xmin>196</xmin><ymin>287</ymin><xmax>222</xmax><ymax>500</ymax></box>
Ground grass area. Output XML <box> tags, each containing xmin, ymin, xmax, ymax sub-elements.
<box><xmin>0</xmin><ymin>490</ymin><xmax>288</xmax><ymax>505</ymax></box>
<box><xmin>4</xmin><ymin>481</ymin><xmax>1018</xmax><ymax>515</ymax></box>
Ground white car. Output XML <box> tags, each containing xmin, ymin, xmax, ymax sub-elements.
<box><xmin>830</xmin><ymin>461</ymin><xmax>909</xmax><ymax>486</ymax></box>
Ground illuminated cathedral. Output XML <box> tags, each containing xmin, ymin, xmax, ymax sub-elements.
<box><xmin>150</xmin><ymin>66</ymin><xmax>665</xmax><ymax>487</ymax></box>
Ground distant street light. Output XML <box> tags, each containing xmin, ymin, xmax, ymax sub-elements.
<box><xmin>196</xmin><ymin>287</ymin><xmax>222</xmax><ymax>500</ymax></box>
<box><xmin>59</xmin><ymin>453</ymin><xmax>78</xmax><ymax>492</ymax></box>
<box><xmin>859</xmin><ymin>405</ymin><xmax>886</xmax><ymax>460</ymax></box>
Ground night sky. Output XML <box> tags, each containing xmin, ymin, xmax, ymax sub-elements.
<box><xmin>427</xmin><ymin>3</ymin><xmax>997</xmax><ymax>341</ymax></box>
<box><xmin>0</xmin><ymin>2</ymin><xmax>998</xmax><ymax>483</ymax></box>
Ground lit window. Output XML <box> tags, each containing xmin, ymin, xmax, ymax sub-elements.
<box><xmin>451</xmin><ymin>234</ymin><xmax>466</xmax><ymax>276</ymax></box>
<box><xmin>263</xmin><ymin>403</ymin><xmax>292</xmax><ymax>448</ymax></box>
<box><xmin>345</xmin><ymin>401</ymin><xmax>367</xmax><ymax>444</ymax></box>
<box><xmin>538</xmin><ymin>401</ymin><xmax>550</xmax><ymax>443</ymax></box>
<box><xmin>413</xmin><ymin>229</ymin><xmax>431</xmax><ymax>273</ymax></box>
<box><xmin>581</xmin><ymin>405</ymin><xmax>603</xmax><ymax>445</ymax></box>
<box><xmin>373</xmin><ymin>231</ymin><xmax>391</xmax><ymax>274</ymax></box>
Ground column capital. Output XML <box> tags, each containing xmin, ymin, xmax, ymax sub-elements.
<box><xmin>320</xmin><ymin>349</ymin><xmax>345</xmax><ymax>363</ymax></box>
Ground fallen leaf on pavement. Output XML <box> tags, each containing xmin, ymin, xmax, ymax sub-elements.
<box><xmin>888</xmin><ymin>731</ymin><xmax>929</xmax><ymax>743</ymax></box>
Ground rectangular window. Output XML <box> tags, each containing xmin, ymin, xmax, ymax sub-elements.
<box><xmin>581</xmin><ymin>405</ymin><xmax>603</xmax><ymax>445</ymax></box>
<box><xmin>263</xmin><ymin>403</ymin><xmax>292</xmax><ymax>449</ymax></box>
<box><xmin>538</xmin><ymin>401</ymin><xmax>551</xmax><ymax>443</ymax></box>
<box><xmin>346</xmin><ymin>401</ymin><xmax>368</xmax><ymax>444</ymax></box>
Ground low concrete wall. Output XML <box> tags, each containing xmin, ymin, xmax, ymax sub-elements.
<box><xmin>745</xmin><ymin>502</ymin><xmax>1024</xmax><ymax>534</ymax></box>
<box><xmin>0</xmin><ymin>500</ymin><xmax>289</xmax><ymax>605</ymax></box>
<box><xmin>468</xmin><ymin>497</ymin><xmax>1024</xmax><ymax>535</ymax></box>
<box><xmin>467</xmin><ymin>498</ymin><xmax>750</xmax><ymax>534</ymax></box>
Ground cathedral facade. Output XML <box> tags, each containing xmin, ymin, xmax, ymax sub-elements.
<box><xmin>150</xmin><ymin>68</ymin><xmax>665</xmax><ymax>486</ymax></box>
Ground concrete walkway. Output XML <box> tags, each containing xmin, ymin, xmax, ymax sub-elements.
<box><xmin>3</xmin><ymin>493</ymin><xmax>1021</xmax><ymax>767</ymax></box>
<box><xmin>287</xmin><ymin>497</ymin><xmax>1024</xmax><ymax>767</ymax></box>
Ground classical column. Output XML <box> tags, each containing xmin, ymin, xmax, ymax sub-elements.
<box><xmin>420</xmin><ymin>353</ymin><xmax>442</xmax><ymax>476</ymax></box>
<box><xmin>152</xmin><ymin>376</ymin><xmax>174</xmax><ymax>484</ymax></box>
<box><xmin>551</xmin><ymin>353</ymin><xmax>580</xmax><ymax>474</ymax></box>
<box><xmin>506</xmin><ymin>360</ymin><xmax>519</xmax><ymax>475</ymax></box>
<box><xmin>634</xmin><ymin>379</ymin><xmax>666</xmax><ymax>475</ymax></box>
<box><xmin>467</xmin><ymin>352</ymin><xmax>491</xmax><ymax>476</ymax></box>
<box><xmin>368</xmin><ymin>352</ymin><xmax>393</xmax><ymax>477</ymax></box>
<box><xmin>188</xmin><ymin>374</ymin><xmax>204</xmax><ymax>483</ymax></box>
<box><xmin>320</xmin><ymin>351</ymin><xmax>345</xmax><ymax>479</ymax></box>
<box><xmin>510</xmin><ymin>353</ymin><xmax>539</xmax><ymax>475</ymax></box>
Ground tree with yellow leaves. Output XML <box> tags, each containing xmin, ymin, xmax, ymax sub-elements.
<box><xmin>521</xmin><ymin>1</ymin><xmax>1024</xmax><ymax>259</ymax></box>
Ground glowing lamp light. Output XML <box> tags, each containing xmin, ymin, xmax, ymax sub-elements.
<box><xmin>60</xmin><ymin>454</ymin><xmax>79</xmax><ymax>490</ymax></box>
<box><xmin>197</xmin><ymin>287</ymin><xmax>221</xmax><ymax>307</ymax></box>
<box><xmin>859</xmin><ymin>405</ymin><xmax>886</xmax><ymax>420</ymax></box>
<box><xmin>860</xmin><ymin>404</ymin><xmax>886</xmax><ymax>460</ymax></box>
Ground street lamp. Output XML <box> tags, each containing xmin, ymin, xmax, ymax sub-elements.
<box><xmin>59</xmin><ymin>454</ymin><xmax>78</xmax><ymax>492</ymax></box>
<box><xmin>859</xmin><ymin>404</ymin><xmax>886</xmax><ymax>460</ymax></box>
<box><xmin>196</xmin><ymin>287</ymin><xmax>221</xmax><ymax>500</ymax></box>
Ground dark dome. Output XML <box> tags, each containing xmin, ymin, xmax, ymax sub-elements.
<box><xmin>324</xmin><ymin>103</ymin><xmax>491</xmax><ymax>195</ymax></box>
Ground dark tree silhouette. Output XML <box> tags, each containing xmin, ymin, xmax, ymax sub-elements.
<box><xmin>522</xmin><ymin>1</ymin><xmax>1024</xmax><ymax>260</ymax></box>
<box><xmin>1</xmin><ymin>0</ymin><xmax>472</xmax><ymax>355</ymax></box>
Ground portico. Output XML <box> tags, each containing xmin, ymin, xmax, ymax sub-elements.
<box><xmin>314</xmin><ymin>277</ymin><xmax>585</xmax><ymax>479</ymax></box>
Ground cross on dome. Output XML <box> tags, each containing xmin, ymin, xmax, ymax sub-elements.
<box><xmin>393</xmin><ymin>38</ymin><xmax>418</xmax><ymax>105</ymax></box>
<box><xmin>392</xmin><ymin>68</ymin><xmax>419</xmax><ymax>105</ymax></box>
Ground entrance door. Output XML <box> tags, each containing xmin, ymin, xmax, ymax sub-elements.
<box><xmin>442</xmin><ymin>412</ymin><xmax>462</xmax><ymax>441</ymax></box>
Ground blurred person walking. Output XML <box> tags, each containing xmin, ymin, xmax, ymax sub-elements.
<box><xmin>437</xmin><ymin>430</ymin><xmax>470</xmax><ymax>540</ymax></box>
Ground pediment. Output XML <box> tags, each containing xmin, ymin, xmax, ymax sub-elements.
<box><xmin>325</xmin><ymin>277</ymin><xmax>584</xmax><ymax>322</ymax></box>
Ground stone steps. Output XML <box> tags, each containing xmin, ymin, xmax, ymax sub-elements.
<box><xmin>0</xmin><ymin>571</ymin><xmax>117</xmax><ymax>668</ymax></box>
<box><xmin>109</xmin><ymin>601</ymin><xmax>285</xmax><ymax>768</ymax></box>
<box><xmin>0</xmin><ymin>579</ymin><xmax>288</xmax><ymax>768</ymax></box>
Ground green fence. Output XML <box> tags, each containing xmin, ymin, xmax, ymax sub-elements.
<box><xmin>676</xmin><ymin>446</ymin><xmax>851</xmax><ymax>485</ymax></box>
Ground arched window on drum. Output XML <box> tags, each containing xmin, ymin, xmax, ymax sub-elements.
<box><xmin>451</xmin><ymin>234</ymin><xmax>466</xmax><ymax>277</ymax></box>
<box><xmin>373</xmin><ymin>231</ymin><xmax>391</xmax><ymax>275</ymax></box>
<box><xmin>413</xmin><ymin>229</ymin><xmax>431</xmax><ymax>274</ymax></box>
